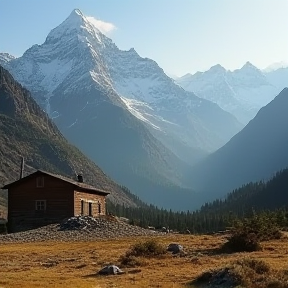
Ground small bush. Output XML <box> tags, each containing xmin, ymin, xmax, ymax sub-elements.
<box><xmin>237</xmin><ymin>213</ymin><xmax>283</xmax><ymax>241</ymax></box>
<box><xmin>221</xmin><ymin>213</ymin><xmax>283</xmax><ymax>253</ymax></box>
<box><xmin>192</xmin><ymin>259</ymin><xmax>288</xmax><ymax>288</ymax></box>
<box><xmin>221</xmin><ymin>231</ymin><xmax>261</xmax><ymax>252</ymax></box>
<box><xmin>235</xmin><ymin>259</ymin><xmax>270</xmax><ymax>274</ymax></box>
<box><xmin>119</xmin><ymin>255</ymin><xmax>146</xmax><ymax>268</ymax></box>
<box><xmin>233</xmin><ymin>259</ymin><xmax>288</xmax><ymax>288</ymax></box>
<box><xmin>126</xmin><ymin>239</ymin><xmax>166</xmax><ymax>257</ymax></box>
<box><xmin>119</xmin><ymin>239</ymin><xmax>166</xmax><ymax>267</ymax></box>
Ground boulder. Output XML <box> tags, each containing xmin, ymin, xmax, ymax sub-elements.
<box><xmin>98</xmin><ymin>265</ymin><xmax>125</xmax><ymax>275</ymax></box>
<box><xmin>167</xmin><ymin>243</ymin><xmax>183</xmax><ymax>254</ymax></box>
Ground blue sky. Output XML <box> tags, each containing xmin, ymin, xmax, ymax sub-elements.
<box><xmin>0</xmin><ymin>0</ymin><xmax>287</xmax><ymax>76</ymax></box>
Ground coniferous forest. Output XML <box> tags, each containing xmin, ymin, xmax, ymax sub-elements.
<box><xmin>107</xmin><ymin>168</ymin><xmax>288</xmax><ymax>233</ymax></box>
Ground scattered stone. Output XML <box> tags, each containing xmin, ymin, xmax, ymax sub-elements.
<box><xmin>161</xmin><ymin>227</ymin><xmax>169</xmax><ymax>233</ymax></box>
<box><xmin>167</xmin><ymin>243</ymin><xmax>184</xmax><ymax>254</ymax></box>
<box><xmin>0</xmin><ymin>216</ymin><xmax>163</xmax><ymax>243</ymax></box>
<box><xmin>119</xmin><ymin>217</ymin><xmax>130</xmax><ymax>223</ymax></box>
<box><xmin>98</xmin><ymin>265</ymin><xmax>125</xmax><ymax>275</ymax></box>
<box><xmin>60</xmin><ymin>216</ymin><xmax>106</xmax><ymax>231</ymax></box>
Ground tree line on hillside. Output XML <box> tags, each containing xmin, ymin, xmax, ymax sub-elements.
<box><xmin>107</xmin><ymin>168</ymin><xmax>288</xmax><ymax>234</ymax></box>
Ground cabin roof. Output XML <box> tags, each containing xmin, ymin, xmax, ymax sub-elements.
<box><xmin>1</xmin><ymin>170</ymin><xmax>110</xmax><ymax>196</ymax></box>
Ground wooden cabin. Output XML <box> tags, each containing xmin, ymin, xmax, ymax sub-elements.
<box><xmin>1</xmin><ymin>170</ymin><xmax>109</xmax><ymax>232</ymax></box>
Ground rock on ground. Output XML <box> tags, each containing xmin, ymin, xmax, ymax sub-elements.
<box><xmin>0</xmin><ymin>215</ymin><xmax>163</xmax><ymax>243</ymax></box>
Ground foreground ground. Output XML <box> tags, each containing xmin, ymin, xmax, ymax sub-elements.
<box><xmin>1</xmin><ymin>233</ymin><xmax>288</xmax><ymax>288</ymax></box>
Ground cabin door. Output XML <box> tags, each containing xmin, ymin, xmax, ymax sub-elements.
<box><xmin>88</xmin><ymin>202</ymin><xmax>92</xmax><ymax>216</ymax></box>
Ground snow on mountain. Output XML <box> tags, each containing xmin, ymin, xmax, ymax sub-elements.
<box><xmin>96</xmin><ymin>31</ymin><xmax>242</xmax><ymax>161</ymax></box>
<box><xmin>263</xmin><ymin>61</ymin><xmax>288</xmax><ymax>72</ymax></box>
<box><xmin>5</xmin><ymin>10</ymin><xmax>117</xmax><ymax>113</ymax></box>
<box><xmin>3</xmin><ymin>9</ymin><xmax>242</xmax><ymax>166</ymax></box>
<box><xmin>176</xmin><ymin>61</ymin><xmax>286</xmax><ymax>124</ymax></box>
<box><xmin>0</xmin><ymin>53</ymin><xmax>16</xmax><ymax>66</ymax></box>
<box><xmin>2</xmin><ymin>10</ymin><xmax>197</xmax><ymax>209</ymax></box>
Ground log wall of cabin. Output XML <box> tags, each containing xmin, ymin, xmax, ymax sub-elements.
<box><xmin>74</xmin><ymin>191</ymin><xmax>106</xmax><ymax>217</ymax></box>
<box><xmin>8</xmin><ymin>175</ymin><xmax>74</xmax><ymax>232</ymax></box>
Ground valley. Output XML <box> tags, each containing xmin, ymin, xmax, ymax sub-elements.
<box><xmin>0</xmin><ymin>3</ymin><xmax>287</xmax><ymax>288</ymax></box>
<box><xmin>1</xmin><ymin>233</ymin><xmax>288</xmax><ymax>288</ymax></box>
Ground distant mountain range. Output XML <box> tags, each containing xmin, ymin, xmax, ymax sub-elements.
<box><xmin>176</xmin><ymin>62</ymin><xmax>287</xmax><ymax>124</ymax></box>
<box><xmin>0</xmin><ymin>9</ymin><xmax>243</xmax><ymax>209</ymax></box>
<box><xmin>0</xmin><ymin>9</ymin><xmax>242</xmax><ymax>164</ymax></box>
<box><xmin>1</xmin><ymin>9</ymin><xmax>286</xmax><ymax>211</ymax></box>
<box><xmin>188</xmin><ymin>88</ymin><xmax>288</xmax><ymax>201</ymax></box>
<box><xmin>0</xmin><ymin>64</ymin><xmax>137</xmax><ymax>207</ymax></box>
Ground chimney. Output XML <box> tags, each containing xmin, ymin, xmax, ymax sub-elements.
<box><xmin>19</xmin><ymin>157</ymin><xmax>24</xmax><ymax>179</ymax></box>
<box><xmin>77</xmin><ymin>174</ymin><xmax>83</xmax><ymax>183</ymax></box>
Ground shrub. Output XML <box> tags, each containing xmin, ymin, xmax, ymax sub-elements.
<box><xmin>233</xmin><ymin>259</ymin><xmax>288</xmax><ymax>288</ymax></box>
<box><xmin>119</xmin><ymin>239</ymin><xmax>166</xmax><ymax>267</ymax></box>
<box><xmin>118</xmin><ymin>255</ymin><xmax>146</xmax><ymax>268</ymax></box>
<box><xmin>192</xmin><ymin>259</ymin><xmax>286</xmax><ymax>288</ymax></box>
<box><xmin>238</xmin><ymin>213</ymin><xmax>282</xmax><ymax>241</ymax></box>
<box><xmin>235</xmin><ymin>259</ymin><xmax>270</xmax><ymax>274</ymax></box>
<box><xmin>126</xmin><ymin>239</ymin><xmax>166</xmax><ymax>257</ymax></box>
<box><xmin>221</xmin><ymin>231</ymin><xmax>261</xmax><ymax>252</ymax></box>
<box><xmin>221</xmin><ymin>213</ymin><xmax>282</xmax><ymax>253</ymax></box>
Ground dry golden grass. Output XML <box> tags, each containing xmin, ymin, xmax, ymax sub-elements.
<box><xmin>1</xmin><ymin>233</ymin><xmax>288</xmax><ymax>288</ymax></box>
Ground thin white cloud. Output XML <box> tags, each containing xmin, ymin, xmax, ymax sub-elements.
<box><xmin>86</xmin><ymin>16</ymin><xmax>117</xmax><ymax>35</ymax></box>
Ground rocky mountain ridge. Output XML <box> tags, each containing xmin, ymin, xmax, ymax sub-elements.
<box><xmin>1</xmin><ymin>9</ymin><xmax>242</xmax><ymax>165</ymax></box>
<box><xmin>0</xmin><ymin>10</ymin><xmax>201</xmax><ymax>209</ymax></box>
<box><xmin>0</xmin><ymin>9</ymin><xmax>245</xmax><ymax>209</ymax></box>
<box><xmin>176</xmin><ymin>62</ymin><xmax>287</xmax><ymax>124</ymax></box>
<box><xmin>0</xmin><ymin>64</ymin><xmax>137</xmax><ymax>207</ymax></box>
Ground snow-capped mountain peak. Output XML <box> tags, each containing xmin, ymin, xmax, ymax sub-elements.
<box><xmin>239</xmin><ymin>61</ymin><xmax>260</xmax><ymax>72</ymax></box>
<box><xmin>3</xmin><ymin>9</ymin><xmax>242</xmax><ymax>167</ymax></box>
<box><xmin>0</xmin><ymin>53</ymin><xmax>16</xmax><ymax>66</ymax></box>
<box><xmin>176</xmin><ymin>61</ymin><xmax>286</xmax><ymax>124</ymax></box>
<box><xmin>233</xmin><ymin>61</ymin><xmax>268</xmax><ymax>87</ymax></box>
<box><xmin>208</xmin><ymin>64</ymin><xmax>226</xmax><ymax>74</ymax></box>
<box><xmin>45</xmin><ymin>8</ymin><xmax>104</xmax><ymax>46</ymax></box>
<box><xmin>72</xmin><ymin>8</ymin><xmax>84</xmax><ymax>17</ymax></box>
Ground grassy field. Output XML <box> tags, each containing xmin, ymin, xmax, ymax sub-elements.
<box><xmin>1</xmin><ymin>233</ymin><xmax>288</xmax><ymax>288</ymax></box>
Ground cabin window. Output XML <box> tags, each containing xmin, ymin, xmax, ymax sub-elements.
<box><xmin>35</xmin><ymin>200</ymin><xmax>46</xmax><ymax>211</ymax></box>
<box><xmin>88</xmin><ymin>202</ymin><xmax>93</xmax><ymax>216</ymax></box>
<box><xmin>36</xmin><ymin>176</ymin><xmax>44</xmax><ymax>188</ymax></box>
<box><xmin>81</xmin><ymin>200</ymin><xmax>84</xmax><ymax>215</ymax></box>
<box><xmin>98</xmin><ymin>202</ymin><xmax>101</xmax><ymax>214</ymax></box>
